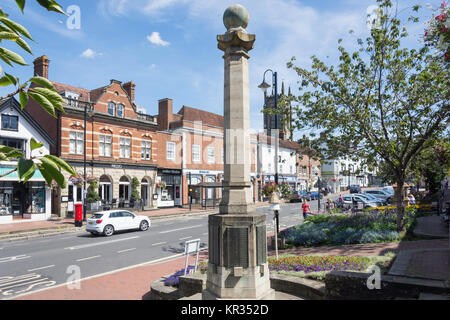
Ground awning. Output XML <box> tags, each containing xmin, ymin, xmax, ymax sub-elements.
<box><xmin>0</xmin><ymin>165</ymin><xmax>45</xmax><ymax>182</ymax></box>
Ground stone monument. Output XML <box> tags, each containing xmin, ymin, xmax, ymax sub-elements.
<box><xmin>202</xmin><ymin>4</ymin><xmax>275</xmax><ymax>300</ymax></box>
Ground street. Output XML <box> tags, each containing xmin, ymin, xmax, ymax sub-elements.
<box><xmin>0</xmin><ymin>201</ymin><xmax>319</xmax><ymax>300</ymax></box>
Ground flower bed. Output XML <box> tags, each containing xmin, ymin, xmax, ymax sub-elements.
<box><xmin>283</xmin><ymin>208</ymin><xmax>423</xmax><ymax>247</ymax></box>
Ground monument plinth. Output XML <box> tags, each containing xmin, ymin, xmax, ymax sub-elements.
<box><xmin>203</xmin><ymin>4</ymin><xmax>275</xmax><ymax>300</ymax></box>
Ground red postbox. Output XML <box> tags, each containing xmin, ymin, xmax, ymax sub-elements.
<box><xmin>74</xmin><ymin>202</ymin><xmax>83</xmax><ymax>227</ymax></box>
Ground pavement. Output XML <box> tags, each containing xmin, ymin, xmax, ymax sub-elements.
<box><xmin>5</xmin><ymin>191</ymin><xmax>449</xmax><ymax>300</ymax></box>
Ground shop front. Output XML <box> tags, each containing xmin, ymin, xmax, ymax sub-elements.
<box><xmin>0</xmin><ymin>165</ymin><xmax>51</xmax><ymax>223</ymax></box>
<box><xmin>156</xmin><ymin>168</ymin><xmax>182</xmax><ymax>208</ymax></box>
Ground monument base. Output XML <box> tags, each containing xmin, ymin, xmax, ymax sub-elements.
<box><xmin>205</xmin><ymin>213</ymin><xmax>274</xmax><ymax>300</ymax></box>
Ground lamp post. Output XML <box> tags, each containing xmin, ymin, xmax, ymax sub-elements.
<box><xmin>83</xmin><ymin>103</ymin><xmax>87</xmax><ymax>222</ymax></box>
<box><xmin>258</xmin><ymin>69</ymin><xmax>278</xmax><ymax>185</ymax></box>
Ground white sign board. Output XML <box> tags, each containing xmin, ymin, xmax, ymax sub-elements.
<box><xmin>184</xmin><ymin>238</ymin><xmax>201</xmax><ymax>275</ymax></box>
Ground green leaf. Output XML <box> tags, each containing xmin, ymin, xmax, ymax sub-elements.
<box><xmin>27</xmin><ymin>91</ymin><xmax>56</xmax><ymax>118</ymax></box>
<box><xmin>36</xmin><ymin>163</ymin><xmax>52</xmax><ymax>186</ymax></box>
<box><xmin>29</xmin><ymin>76</ymin><xmax>55</xmax><ymax>90</ymax></box>
<box><xmin>0</xmin><ymin>17</ymin><xmax>33</xmax><ymax>40</ymax></box>
<box><xmin>43</xmin><ymin>155</ymin><xmax>77</xmax><ymax>177</ymax></box>
<box><xmin>30</xmin><ymin>137</ymin><xmax>43</xmax><ymax>151</ymax></box>
<box><xmin>15</xmin><ymin>0</ymin><xmax>26</xmax><ymax>13</ymax></box>
<box><xmin>31</xmin><ymin>87</ymin><xmax>65</xmax><ymax>113</ymax></box>
<box><xmin>4</xmin><ymin>73</ymin><xmax>17</xmax><ymax>86</ymax></box>
<box><xmin>19</xmin><ymin>90</ymin><xmax>28</xmax><ymax>110</ymax></box>
<box><xmin>0</xmin><ymin>47</ymin><xmax>27</xmax><ymax>65</ymax></box>
<box><xmin>18</xmin><ymin>157</ymin><xmax>36</xmax><ymax>183</ymax></box>
<box><xmin>16</xmin><ymin>37</ymin><xmax>32</xmax><ymax>54</ymax></box>
<box><xmin>0</xmin><ymin>31</ymin><xmax>19</xmax><ymax>40</ymax></box>
<box><xmin>0</xmin><ymin>75</ymin><xmax>13</xmax><ymax>86</ymax></box>
<box><xmin>37</xmin><ymin>0</ymin><xmax>66</xmax><ymax>15</ymax></box>
<box><xmin>39</xmin><ymin>156</ymin><xmax>66</xmax><ymax>188</ymax></box>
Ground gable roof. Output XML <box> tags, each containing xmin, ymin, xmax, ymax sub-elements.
<box><xmin>177</xmin><ymin>106</ymin><xmax>224</xmax><ymax>128</ymax></box>
<box><xmin>0</xmin><ymin>97</ymin><xmax>54</xmax><ymax>146</ymax></box>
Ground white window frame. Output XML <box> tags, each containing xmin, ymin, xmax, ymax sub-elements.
<box><xmin>141</xmin><ymin>140</ymin><xmax>152</xmax><ymax>160</ymax></box>
<box><xmin>99</xmin><ymin>135</ymin><xmax>112</xmax><ymax>157</ymax></box>
<box><xmin>192</xmin><ymin>144</ymin><xmax>201</xmax><ymax>163</ymax></box>
<box><xmin>108</xmin><ymin>102</ymin><xmax>115</xmax><ymax>116</ymax></box>
<box><xmin>69</xmin><ymin>131</ymin><xmax>83</xmax><ymax>155</ymax></box>
<box><xmin>207</xmin><ymin>147</ymin><xmax>215</xmax><ymax>164</ymax></box>
<box><xmin>166</xmin><ymin>142</ymin><xmax>175</xmax><ymax>160</ymax></box>
<box><xmin>117</xmin><ymin>104</ymin><xmax>124</xmax><ymax>118</ymax></box>
<box><xmin>120</xmin><ymin>137</ymin><xmax>131</xmax><ymax>158</ymax></box>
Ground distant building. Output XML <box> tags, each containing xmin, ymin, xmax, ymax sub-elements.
<box><xmin>262</xmin><ymin>82</ymin><xmax>293</xmax><ymax>141</ymax></box>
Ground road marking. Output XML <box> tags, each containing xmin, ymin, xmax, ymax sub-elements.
<box><xmin>27</xmin><ymin>265</ymin><xmax>55</xmax><ymax>272</ymax></box>
<box><xmin>0</xmin><ymin>255</ymin><xmax>31</xmax><ymax>264</ymax></box>
<box><xmin>0</xmin><ymin>273</ymin><xmax>56</xmax><ymax>297</ymax></box>
<box><xmin>76</xmin><ymin>255</ymin><xmax>101</xmax><ymax>262</ymax></box>
<box><xmin>179</xmin><ymin>236</ymin><xmax>192</xmax><ymax>240</ymax></box>
<box><xmin>117</xmin><ymin>248</ymin><xmax>136</xmax><ymax>253</ymax></box>
<box><xmin>64</xmin><ymin>236</ymin><xmax>139</xmax><ymax>250</ymax></box>
<box><xmin>152</xmin><ymin>242</ymin><xmax>167</xmax><ymax>246</ymax></box>
<box><xmin>8</xmin><ymin>247</ymin><xmax>209</xmax><ymax>300</ymax></box>
<box><xmin>159</xmin><ymin>224</ymin><xmax>203</xmax><ymax>234</ymax></box>
<box><xmin>202</xmin><ymin>233</ymin><xmax>208</xmax><ymax>235</ymax></box>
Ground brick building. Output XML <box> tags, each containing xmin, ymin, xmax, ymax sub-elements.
<box><xmin>157</xmin><ymin>99</ymin><xmax>260</xmax><ymax>207</ymax></box>
<box><xmin>25</xmin><ymin>56</ymin><xmax>159</xmax><ymax>217</ymax></box>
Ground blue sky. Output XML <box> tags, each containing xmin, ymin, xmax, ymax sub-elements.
<box><xmin>0</xmin><ymin>0</ymin><xmax>443</xmax><ymax>131</ymax></box>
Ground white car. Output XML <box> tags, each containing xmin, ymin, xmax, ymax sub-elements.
<box><xmin>86</xmin><ymin>210</ymin><xmax>151</xmax><ymax>236</ymax></box>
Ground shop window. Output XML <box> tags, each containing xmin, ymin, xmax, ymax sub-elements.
<box><xmin>29</xmin><ymin>183</ymin><xmax>45</xmax><ymax>213</ymax></box>
<box><xmin>0</xmin><ymin>183</ymin><xmax>13</xmax><ymax>216</ymax></box>
<box><xmin>1</xmin><ymin>114</ymin><xmax>18</xmax><ymax>131</ymax></box>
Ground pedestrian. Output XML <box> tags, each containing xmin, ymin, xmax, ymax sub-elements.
<box><xmin>326</xmin><ymin>198</ymin><xmax>334</xmax><ymax>214</ymax></box>
<box><xmin>408</xmin><ymin>193</ymin><xmax>416</xmax><ymax>205</ymax></box>
<box><xmin>302</xmin><ymin>199</ymin><xmax>310</xmax><ymax>219</ymax></box>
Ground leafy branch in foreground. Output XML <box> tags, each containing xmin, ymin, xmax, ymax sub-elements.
<box><xmin>0</xmin><ymin>0</ymin><xmax>75</xmax><ymax>189</ymax></box>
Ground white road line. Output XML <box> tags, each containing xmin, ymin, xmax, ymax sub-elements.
<box><xmin>64</xmin><ymin>236</ymin><xmax>139</xmax><ymax>250</ymax></box>
<box><xmin>27</xmin><ymin>265</ymin><xmax>55</xmax><ymax>272</ymax></box>
<box><xmin>159</xmin><ymin>224</ymin><xmax>203</xmax><ymax>234</ymax></box>
<box><xmin>179</xmin><ymin>236</ymin><xmax>192</xmax><ymax>240</ymax></box>
<box><xmin>76</xmin><ymin>255</ymin><xmax>101</xmax><ymax>262</ymax></box>
<box><xmin>202</xmin><ymin>233</ymin><xmax>208</xmax><ymax>235</ymax></box>
<box><xmin>0</xmin><ymin>255</ymin><xmax>31</xmax><ymax>264</ymax></box>
<box><xmin>8</xmin><ymin>247</ymin><xmax>208</xmax><ymax>300</ymax></box>
<box><xmin>151</xmin><ymin>242</ymin><xmax>167</xmax><ymax>246</ymax></box>
<box><xmin>117</xmin><ymin>248</ymin><xmax>136</xmax><ymax>253</ymax></box>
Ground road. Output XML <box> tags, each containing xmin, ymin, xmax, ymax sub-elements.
<box><xmin>0</xmin><ymin>201</ymin><xmax>324</xmax><ymax>300</ymax></box>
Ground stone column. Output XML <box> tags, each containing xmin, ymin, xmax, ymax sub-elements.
<box><xmin>203</xmin><ymin>4</ymin><xmax>275</xmax><ymax>300</ymax></box>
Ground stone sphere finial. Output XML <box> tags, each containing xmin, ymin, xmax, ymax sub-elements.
<box><xmin>223</xmin><ymin>4</ymin><xmax>249</xmax><ymax>30</ymax></box>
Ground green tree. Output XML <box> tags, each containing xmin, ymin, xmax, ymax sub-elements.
<box><xmin>0</xmin><ymin>1</ymin><xmax>76</xmax><ymax>188</ymax></box>
<box><xmin>285</xmin><ymin>0</ymin><xmax>449</xmax><ymax>231</ymax></box>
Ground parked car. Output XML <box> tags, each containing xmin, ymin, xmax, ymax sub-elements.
<box><xmin>382</xmin><ymin>186</ymin><xmax>394</xmax><ymax>195</ymax></box>
<box><xmin>356</xmin><ymin>193</ymin><xmax>388</xmax><ymax>206</ymax></box>
<box><xmin>308</xmin><ymin>191</ymin><xmax>323</xmax><ymax>200</ymax></box>
<box><xmin>349</xmin><ymin>185</ymin><xmax>362</xmax><ymax>193</ymax></box>
<box><xmin>364</xmin><ymin>189</ymin><xmax>392</xmax><ymax>203</ymax></box>
<box><xmin>86</xmin><ymin>210</ymin><xmax>151</xmax><ymax>236</ymax></box>
<box><xmin>290</xmin><ymin>190</ymin><xmax>311</xmax><ymax>202</ymax></box>
<box><xmin>342</xmin><ymin>194</ymin><xmax>384</xmax><ymax>209</ymax></box>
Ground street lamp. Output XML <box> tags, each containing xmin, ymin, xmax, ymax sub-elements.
<box><xmin>258</xmin><ymin>69</ymin><xmax>278</xmax><ymax>185</ymax></box>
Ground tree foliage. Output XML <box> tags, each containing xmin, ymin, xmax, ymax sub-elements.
<box><xmin>0</xmin><ymin>1</ymin><xmax>76</xmax><ymax>188</ymax></box>
<box><xmin>285</xmin><ymin>0</ymin><xmax>449</xmax><ymax>230</ymax></box>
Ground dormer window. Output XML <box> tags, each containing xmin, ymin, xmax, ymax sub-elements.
<box><xmin>108</xmin><ymin>102</ymin><xmax>115</xmax><ymax>116</ymax></box>
<box><xmin>117</xmin><ymin>104</ymin><xmax>124</xmax><ymax>118</ymax></box>
<box><xmin>62</xmin><ymin>91</ymin><xmax>80</xmax><ymax>100</ymax></box>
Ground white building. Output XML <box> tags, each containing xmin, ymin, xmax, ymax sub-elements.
<box><xmin>0</xmin><ymin>98</ymin><xmax>54</xmax><ymax>224</ymax></box>
<box><xmin>321</xmin><ymin>158</ymin><xmax>377</xmax><ymax>193</ymax></box>
<box><xmin>257</xmin><ymin>134</ymin><xmax>300</xmax><ymax>191</ymax></box>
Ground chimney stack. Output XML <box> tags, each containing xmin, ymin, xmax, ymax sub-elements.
<box><xmin>158</xmin><ymin>98</ymin><xmax>173</xmax><ymax>131</ymax></box>
<box><xmin>123</xmin><ymin>81</ymin><xmax>136</xmax><ymax>102</ymax></box>
<box><xmin>33</xmin><ymin>55</ymin><xmax>50</xmax><ymax>79</ymax></box>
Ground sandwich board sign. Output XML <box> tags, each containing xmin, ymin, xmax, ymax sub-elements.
<box><xmin>184</xmin><ymin>238</ymin><xmax>201</xmax><ymax>275</ymax></box>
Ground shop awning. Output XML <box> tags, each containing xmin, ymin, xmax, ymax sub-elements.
<box><xmin>0</xmin><ymin>165</ymin><xmax>45</xmax><ymax>182</ymax></box>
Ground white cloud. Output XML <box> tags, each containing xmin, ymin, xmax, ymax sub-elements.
<box><xmin>81</xmin><ymin>49</ymin><xmax>103</xmax><ymax>59</ymax></box>
<box><xmin>146</xmin><ymin>32</ymin><xmax>170</xmax><ymax>46</ymax></box>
